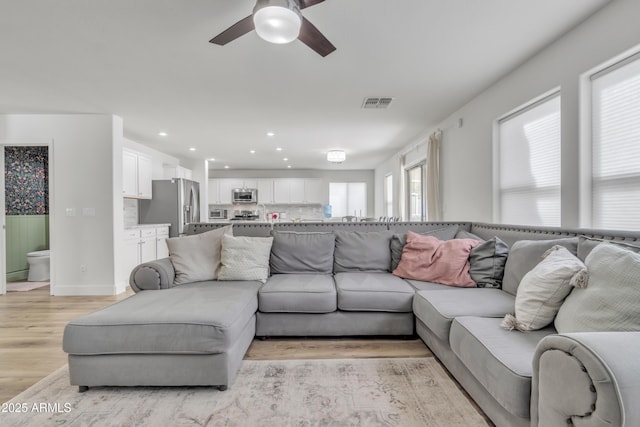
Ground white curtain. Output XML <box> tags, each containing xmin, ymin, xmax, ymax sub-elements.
<box><xmin>398</xmin><ymin>154</ymin><xmax>406</xmax><ymax>221</ymax></box>
<box><xmin>426</xmin><ymin>131</ymin><xmax>442</xmax><ymax>221</ymax></box>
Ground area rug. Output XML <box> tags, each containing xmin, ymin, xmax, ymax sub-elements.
<box><xmin>6</xmin><ymin>281</ymin><xmax>49</xmax><ymax>292</ymax></box>
<box><xmin>3</xmin><ymin>358</ymin><xmax>490</xmax><ymax>427</ymax></box>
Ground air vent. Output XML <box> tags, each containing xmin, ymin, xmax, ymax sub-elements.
<box><xmin>362</xmin><ymin>97</ymin><xmax>394</xmax><ymax>109</ymax></box>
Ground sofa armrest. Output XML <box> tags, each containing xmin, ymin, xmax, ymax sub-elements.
<box><xmin>532</xmin><ymin>332</ymin><xmax>640</xmax><ymax>427</ymax></box>
<box><xmin>129</xmin><ymin>257</ymin><xmax>176</xmax><ymax>292</ymax></box>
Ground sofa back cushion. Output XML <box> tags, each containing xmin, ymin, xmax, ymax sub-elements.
<box><xmin>392</xmin><ymin>232</ymin><xmax>480</xmax><ymax>287</ymax></box>
<box><xmin>390</xmin><ymin>225</ymin><xmax>459</xmax><ymax>271</ymax></box>
<box><xmin>555</xmin><ymin>242</ymin><xmax>640</xmax><ymax>332</ymax></box>
<box><xmin>270</xmin><ymin>231</ymin><xmax>336</xmax><ymax>274</ymax></box>
<box><xmin>501</xmin><ymin>237</ymin><xmax>578</xmax><ymax>296</ymax></box>
<box><xmin>334</xmin><ymin>230</ymin><xmax>394</xmax><ymax>272</ymax></box>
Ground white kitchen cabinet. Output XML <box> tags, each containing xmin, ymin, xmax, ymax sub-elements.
<box><xmin>304</xmin><ymin>179</ymin><xmax>324</xmax><ymax>203</ymax></box>
<box><xmin>273</xmin><ymin>179</ymin><xmax>291</xmax><ymax>203</ymax></box>
<box><xmin>122</xmin><ymin>229</ymin><xmax>141</xmax><ymax>283</ymax></box>
<box><xmin>289</xmin><ymin>179</ymin><xmax>305</xmax><ymax>203</ymax></box>
<box><xmin>274</xmin><ymin>178</ymin><xmax>321</xmax><ymax>203</ymax></box>
<box><xmin>139</xmin><ymin>228</ymin><xmax>156</xmax><ymax>263</ymax></box>
<box><xmin>257</xmin><ymin>179</ymin><xmax>274</xmax><ymax>204</ymax></box>
<box><xmin>122</xmin><ymin>226</ymin><xmax>169</xmax><ymax>284</ymax></box>
<box><xmin>163</xmin><ymin>165</ymin><xmax>193</xmax><ymax>180</ymax></box>
<box><xmin>208</xmin><ymin>179</ymin><xmax>221</xmax><ymax>204</ymax></box>
<box><xmin>122</xmin><ymin>150</ymin><xmax>152</xmax><ymax>199</ymax></box>
<box><xmin>156</xmin><ymin>226</ymin><xmax>169</xmax><ymax>259</ymax></box>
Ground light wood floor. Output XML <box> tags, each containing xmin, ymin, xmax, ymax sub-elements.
<box><xmin>0</xmin><ymin>286</ymin><xmax>431</xmax><ymax>403</ymax></box>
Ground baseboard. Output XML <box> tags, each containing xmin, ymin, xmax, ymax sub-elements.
<box><xmin>52</xmin><ymin>284</ymin><xmax>120</xmax><ymax>296</ymax></box>
<box><xmin>6</xmin><ymin>270</ymin><xmax>28</xmax><ymax>282</ymax></box>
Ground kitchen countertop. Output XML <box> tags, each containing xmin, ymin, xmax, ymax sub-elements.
<box><xmin>125</xmin><ymin>223</ymin><xmax>171</xmax><ymax>230</ymax></box>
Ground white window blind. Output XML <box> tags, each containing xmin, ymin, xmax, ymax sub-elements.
<box><xmin>329</xmin><ymin>182</ymin><xmax>367</xmax><ymax>218</ymax></box>
<box><xmin>497</xmin><ymin>94</ymin><xmax>561</xmax><ymax>226</ymax></box>
<box><xmin>591</xmin><ymin>54</ymin><xmax>640</xmax><ymax>230</ymax></box>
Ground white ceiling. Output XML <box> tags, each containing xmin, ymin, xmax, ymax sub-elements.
<box><xmin>0</xmin><ymin>0</ymin><xmax>611</xmax><ymax>170</ymax></box>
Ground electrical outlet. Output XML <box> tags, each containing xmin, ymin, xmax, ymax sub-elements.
<box><xmin>80</xmin><ymin>264</ymin><xmax>87</xmax><ymax>272</ymax></box>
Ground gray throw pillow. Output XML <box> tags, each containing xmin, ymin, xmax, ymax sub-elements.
<box><xmin>166</xmin><ymin>225</ymin><xmax>232</xmax><ymax>284</ymax></box>
<box><xmin>270</xmin><ymin>231</ymin><xmax>335</xmax><ymax>274</ymax></box>
<box><xmin>218</xmin><ymin>235</ymin><xmax>274</xmax><ymax>283</ymax></box>
<box><xmin>469</xmin><ymin>237</ymin><xmax>510</xmax><ymax>288</ymax></box>
<box><xmin>501</xmin><ymin>237</ymin><xmax>578</xmax><ymax>296</ymax></box>
<box><xmin>390</xmin><ymin>225</ymin><xmax>459</xmax><ymax>271</ymax></box>
<box><xmin>555</xmin><ymin>242</ymin><xmax>640</xmax><ymax>333</ymax></box>
<box><xmin>334</xmin><ymin>230</ymin><xmax>394</xmax><ymax>272</ymax></box>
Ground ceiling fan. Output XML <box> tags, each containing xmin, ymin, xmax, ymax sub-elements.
<box><xmin>209</xmin><ymin>0</ymin><xmax>336</xmax><ymax>57</ymax></box>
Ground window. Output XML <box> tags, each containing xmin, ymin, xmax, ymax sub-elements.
<box><xmin>586</xmin><ymin>53</ymin><xmax>640</xmax><ymax>230</ymax></box>
<box><xmin>384</xmin><ymin>174</ymin><xmax>393</xmax><ymax>218</ymax></box>
<box><xmin>496</xmin><ymin>92</ymin><xmax>561</xmax><ymax>226</ymax></box>
<box><xmin>329</xmin><ymin>182</ymin><xmax>367</xmax><ymax>218</ymax></box>
<box><xmin>407</xmin><ymin>163</ymin><xmax>425</xmax><ymax>221</ymax></box>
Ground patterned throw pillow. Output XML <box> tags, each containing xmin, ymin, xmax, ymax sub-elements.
<box><xmin>218</xmin><ymin>235</ymin><xmax>274</xmax><ymax>283</ymax></box>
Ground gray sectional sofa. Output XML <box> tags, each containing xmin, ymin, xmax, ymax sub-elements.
<box><xmin>63</xmin><ymin>221</ymin><xmax>640</xmax><ymax>427</ymax></box>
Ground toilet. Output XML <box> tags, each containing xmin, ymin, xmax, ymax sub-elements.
<box><xmin>26</xmin><ymin>250</ymin><xmax>50</xmax><ymax>282</ymax></box>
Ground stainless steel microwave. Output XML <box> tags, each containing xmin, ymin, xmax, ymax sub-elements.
<box><xmin>232</xmin><ymin>188</ymin><xmax>258</xmax><ymax>204</ymax></box>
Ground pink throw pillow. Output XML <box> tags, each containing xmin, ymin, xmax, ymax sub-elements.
<box><xmin>393</xmin><ymin>232</ymin><xmax>480</xmax><ymax>287</ymax></box>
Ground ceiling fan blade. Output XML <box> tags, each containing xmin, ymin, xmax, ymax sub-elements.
<box><xmin>209</xmin><ymin>15</ymin><xmax>255</xmax><ymax>45</ymax></box>
<box><xmin>295</xmin><ymin>0</ymin><xmax>325</xmax><ymax>10</ymax></box>
<box><xmin>298</xmin><ymin>16</ymin><xmax>336</xmax><ymax>57</ymax></box>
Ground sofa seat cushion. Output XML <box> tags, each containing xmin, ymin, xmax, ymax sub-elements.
<box><xmin>259</xmin><ymin>274</ymin><xmax>336</xmax><ymax>313</ymax></box>
<box><xmin>335</xmin><ymin>272</ymin><xmax>415</xmax><ymax>312</ymax></box>
<box><xmin>413</xmin><ymin>289</ymin><xmax>514</xmax><ymax>341</ymax></box>
<box><xmin>63</xmin><ymin>281</ymin><xmax>261</xmax><ymax>355</ymax></box>
<box><xmin>450</xmin><ymin>316</ymin><xmax>556</xmax><ymax>419</ymax></box>
<box><xmin>406</xmin><ymin>280</ymin><xmax>454</xmax><ymax>292</ymax></box>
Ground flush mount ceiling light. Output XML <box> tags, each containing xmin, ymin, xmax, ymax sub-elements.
<box><xmin>327</xmin><ymin>150</ymin><xmax>346</xmax><ymax>163</ymax></box>
<box><xmin>253</xmin><ymin>0</ymin><xmax>301</xmax><ymax>44</ymax></box>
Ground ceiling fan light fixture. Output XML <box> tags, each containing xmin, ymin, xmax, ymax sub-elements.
<box><xmin>327</xmin><ymin>150</ymin><xmax>346</xmax><ymax>163</ymax></box>
<box><xmin>253</xmin><ymin>0</ymin><xmax>301</xmax><ymax>44</ymax></box>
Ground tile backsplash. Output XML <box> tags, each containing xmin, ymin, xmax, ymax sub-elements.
<box><xmin>124</xmin><ymin>199</ymin><xmax>139</xmax><ymax>227</ymax></box>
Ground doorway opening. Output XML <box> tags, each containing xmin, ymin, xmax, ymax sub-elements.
<box><xmin>2</xmin><ymin>144</ymin><xmax>52</xmax><ymax>294</ymax></box>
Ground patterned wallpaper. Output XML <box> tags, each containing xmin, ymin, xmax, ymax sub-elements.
<box><xmin>4</xmin><ymin>146</ymin><xmax>49</xmax><ymax>215</ymax></box>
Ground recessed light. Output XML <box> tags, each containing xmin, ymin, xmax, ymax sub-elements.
<box><xmin>283</xmin><ymin>157</ymin><xmax>288</xmax><ymax>161</ymax></box>
<box><xmin>276</xmin><ymin>147</ymin><xmax>283</xmax><ymax>151</ymax></box>
<box><xmin>158</xmin><ymin>132</ymin><xmax>168</xmax><ymax>137</ymax></box>
<box><xmin>224</xmin><ymin>165</ymin><xmax>230</xmax><ymax>169</ymax></box>
<box><xmin>267</xmin><ymin>132</ymin><xmax>275</xmax><ymax>137</ymax></box>
<box><xmin>287</xmin><ymin>165</ymin><xmax>292</xmax><ymax>169</ymax></box>
<box><xmin>208</xmin><ymin>158</ymin><xmax>215</xmax><ymax>161</ymax></box>
<box><xmin>250</xmin><ymin>150</ymin><xmax>256</xmax><ymax>154</ymax></box>
<box><xmin>189</xmin><ymin>147</ymin><xmax>196</xmax><ymax>151</ymax></box>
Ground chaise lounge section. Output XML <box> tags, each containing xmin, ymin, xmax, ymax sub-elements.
<box><xmin>63</xmin><ymin>221</ymin><xmax>640</xmax><ymax>427</ymax></box>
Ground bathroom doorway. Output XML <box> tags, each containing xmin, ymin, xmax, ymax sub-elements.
<box><xmin>0</xmin><ymin>141</ymin><xmax>53</xmax><ymax>295</ymax></box>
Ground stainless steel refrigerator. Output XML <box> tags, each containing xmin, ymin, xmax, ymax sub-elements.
<box><xmin>139</xmin><ymin>178</ymin><xmax>200</xmax><ymax>237</ymax></box>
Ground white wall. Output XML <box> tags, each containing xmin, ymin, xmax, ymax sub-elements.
<box><xmin>376</xmin><ymin>0</ymin><xmax>640</xmax><ymax>226</ymax></box>
<box><xmin>1</xmin><ymin>114</ymin><xmax>123</xmax><ymax>295</ymax></box>
<box><xmin>209</xmin><ymin>169</ymin><xmax>375</xmax><ymax>216</ymax></box>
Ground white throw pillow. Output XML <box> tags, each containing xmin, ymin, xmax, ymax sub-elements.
<box><xmin>217</xmin><ymin>235</ymin><xmax>274</xmax><ymax>283</ymax></box>
<box><xmin>166</xmin><ymin>225</ymin><xmax>232</xmax><ymax>284</ymax></box>
<box><xmin>501</xmin><ymin>245</ymin><xmax>586</xmax><ymax>332</ymax></box>
<box><xmin>555</xmin><ymin>242</ymin><xmax>640</xmax><ymax>333</ymax></box>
